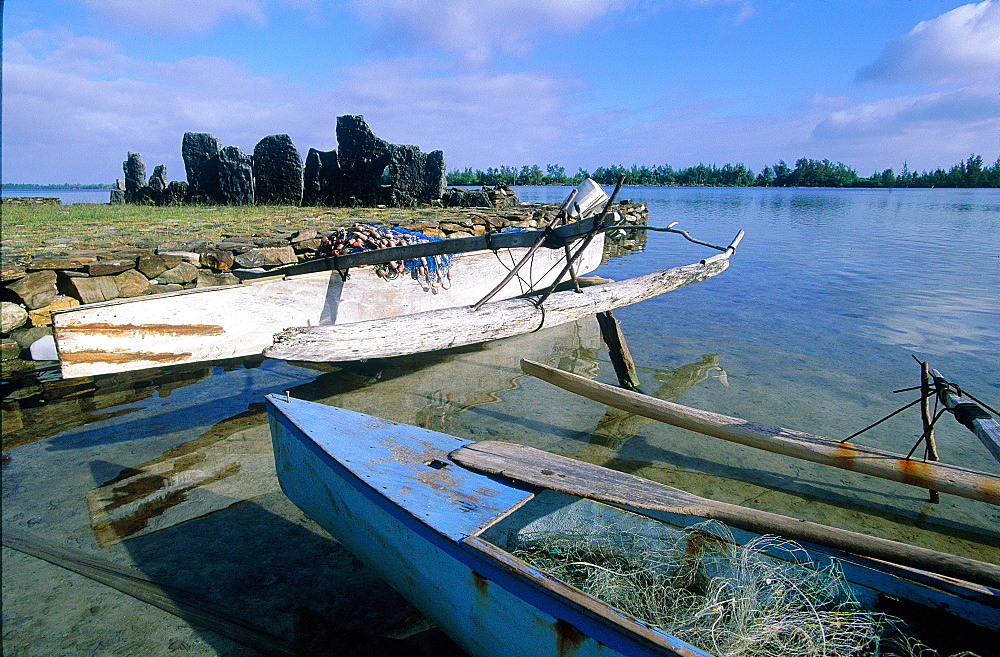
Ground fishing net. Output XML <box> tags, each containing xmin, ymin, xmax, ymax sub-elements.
<box><xmin>314</xmin><ymin>223</ymin><xmax>453</xmax><ymax>286</ymax></box>
<box><xmin>510</xmin><ymin>520</ymin><xmax>978</xmax><ymax>657</ymax></box>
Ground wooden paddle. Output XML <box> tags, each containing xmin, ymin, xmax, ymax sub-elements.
<box><xmin>520</xmin><ymin>359</ymin><xmax>1000</xmax><ymax>506</ymax></box>
<box><xmin>450</xmin><ymin>441</ymin><xmax>1000</xmax><ymax>589</ymax></box>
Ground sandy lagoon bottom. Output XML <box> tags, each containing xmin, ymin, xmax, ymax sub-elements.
<box><xmin>2</xmin><ymin>317</ymin><xmax>999</xmax><ymax>656</ymax></box>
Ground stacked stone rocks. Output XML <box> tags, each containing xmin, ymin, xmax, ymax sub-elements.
<box><xmin>442</xmin><ymin>184</ymin><xmax>520</xmax><ymax>209</ymax></box>
<box><xmin>322</xmin><ymin>115</ymin><xmax>447</xmax><ymax>208</ymax></box>
<box><xmin>116</xmin><ymin>115</ymin><xmax>449</xmax><ymax>208</ymax></box>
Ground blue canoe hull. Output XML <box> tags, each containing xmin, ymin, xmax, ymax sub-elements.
<box><xmin>267</xmin><ymin>394</ymin><xmax>710</xmax><ymax>657</ymax></box>
<box><xmin>266</xmin><ymin>395</ymin><xmax>999</xmax><ymax>657</ymax></box>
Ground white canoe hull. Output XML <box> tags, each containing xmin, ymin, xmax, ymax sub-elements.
<box><xmin>51</xmin><ymin>237</ymin><xmax>604</xmax><ymax>378</ymax></box>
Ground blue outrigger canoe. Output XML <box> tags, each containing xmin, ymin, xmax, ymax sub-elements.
<box><xmin>265</xmin><ymin>394</ymin><xmax>1000</xmax><ymax>657</ymax></box>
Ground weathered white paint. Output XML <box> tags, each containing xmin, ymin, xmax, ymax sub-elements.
<box><xmin>265</xmin><ymin>256</ymin><xmax>730</xmax><ymax>362</ymax></box>
<box><xmin>51</xmin><ymin>237</ymin><xmax>603</xmax><ymax>378</ymax></box>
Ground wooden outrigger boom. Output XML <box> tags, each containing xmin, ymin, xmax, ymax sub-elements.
<box><xmin>521</xmin><ymin>359</ymin><xmax>1000</xmax><ymax>506</ymax></box>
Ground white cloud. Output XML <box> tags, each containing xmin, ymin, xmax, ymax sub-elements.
<box><xmin>76</xmin><ymin>0</ymin><xmax>268</xmax><ymax>35</ymax></box>
<box><xmin>1</xmin><ymin>28</ymin><xmax>588</xmax><ymax>182</ymax></box>
<box><xmin>812</xmin><ymin>2</ymin><xmax>1000</xmax><ymax>171</ymax></box>
<box><xmin>346</xmin><ymin>0</ymin><xmax>625</xmax><ymax>65</ymax></box>
<box><xmin>807</xmin><ymin>86</ymin><xmax>1000</xmax><ymax>172</ymax></box>
<box><xmin>692</xmin><ymin>0</ymin><xmax>755</xmax><ymax>24</ymax></box>
<box><xmin>856</xmin><ymin>0</ymin><xmax>1000</xmax><ymax>85</ymax></box>
<box><xmin>814</xmin><ymin>86</ymin><xmax>1000</xmax><ymax>139</ymax></box>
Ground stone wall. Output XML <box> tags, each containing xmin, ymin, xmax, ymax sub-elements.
<box><xmin>1</xmin><ymin>202</ymin><xmax>647</xmax><ymax>366</ymax></box>
<box><xmin>118</xmin><ymin>116</ymin><xmax>448</xmax><ymax>208</ymax></box>
<box><xmin>1</xmin><ymin>197</ymin><xmax>62</xmax><ymax>206</ymax></box>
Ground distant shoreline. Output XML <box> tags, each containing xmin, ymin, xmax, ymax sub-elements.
<box><xmin>2</xmin><ymin>184</ymin><xmax>114</xmax><ymax>190</ymax></box>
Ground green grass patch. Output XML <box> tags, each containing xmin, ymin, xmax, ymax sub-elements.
<box><xmin>1</xmin><ymin>203</ymin><xmax>428</xmax><ymax>255</ymax></box>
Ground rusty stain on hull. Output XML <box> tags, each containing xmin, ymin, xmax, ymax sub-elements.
<box><xmin>60</xmin><ymin>350</ymin><xmax>193</xmax><ymax>365</ymax></box>
<box><xmin>554</xmin><ymin>619</ymin><xmax>586</xmax><ymax>656</ymax></box>
<box><xmin>56</xmin><ymin>322</ymin><xmax>226</xmax><ymax>336</ymax></box>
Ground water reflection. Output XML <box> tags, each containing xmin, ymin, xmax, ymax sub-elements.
<box><xmin>579</xmin><ymin>353</ymin><xmax>727</xmax><ymax>453</ymax></box>
<box><xmin>1</xmin><ymin>360</ymin><xmax>224</xmax><ymax>451</ymax></box>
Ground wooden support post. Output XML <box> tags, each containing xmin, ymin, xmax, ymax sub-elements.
<box><xmin>596</xmin><ymin>310</ymin><xmax>640</xmax><ymax>391</ymax></box>
<box><xmin>920</xmin><ymin>360</ymin><xmax>941</xmax><ymax>503</ymax></box>
<box><xmin>563</xmin><ymin>245</ymin><xmax>582</xmax><ymax>292</ymax></box>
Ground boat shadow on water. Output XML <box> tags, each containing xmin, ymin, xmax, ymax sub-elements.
<box><xmin>5</xmin><ymin>481</ymin><xmax>468</xmax><ymax>656</ymax></box>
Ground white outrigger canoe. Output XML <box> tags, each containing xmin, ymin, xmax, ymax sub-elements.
<box><xmin>50</xmin><ymin>229</ymin><xmax>604</xmax><ymax>378</ymax></box>
<box><xmin>49</xmin><ymin>181</ymin><xmax>618</xmax><ymax>379</ymax></box>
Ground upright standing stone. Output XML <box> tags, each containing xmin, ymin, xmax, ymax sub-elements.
<box><xmin>217</xmin><ymin>146</ymin><xmax>254</xmax><ymax>205</ymax></box>
<box><xmin>332</xmin><ymin>115</ymin><xmax>445</xmax><ymax>207</ymax></box>
<box><xmin>163</xmin><ymin>181</ymin><xmax>188</xmax><ymax>205</ymax></box>
<box><xmin>123</xmin><ymin>152</ymin><xmax>146</xmax><ymax>203</ymax></box>
<box><xmin>110</xmin><ymin>179</ymin><xmax>126</xmax><ymax>204</ymax></box>
<box><xmin>335</xmin><ymin>115</ymin><xmax>392</xmax><ymax>207</ymax></box>
<box><xmin>253</xmin><ymin>134</ymin><xmax>303</xmax><ymax>205</ymax></box>
<box><xmin>144</xmin><ymin>164</ymin><xmax>168</xmax><ymax>205</ymax></box>
<box><xmin>303</xmin><ymin>148</ymin><xmax>340</xmax><ymax>206</ymax></box>
<box><xmin>385</xmin><ymin>144</ymin><xmax>425</xmax><ymax>208</ymax></box>
<box><xmin>425</xmin><ymin>150</ymin><xmax>447</xmax><ymax>202</ymax></box>
<box><xmin>182</xmin><ymin>132</ymin><xmax>222</xmax><ymax>203</ymax></box>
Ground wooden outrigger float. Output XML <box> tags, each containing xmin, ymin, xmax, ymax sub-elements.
<box><xmin>264</xmin><ymin>252</ymin><xmax>735</xmax><ymax>363</ymax></box>
<box><xmin>266</xmin><ymin>395</ymin><xmax>1000</xmax><ymax>657</ymax></box>
<box><xmin>521</xmin><ymin>359</ymin><xmax>1000</xmax><ymax>506</ymax></box>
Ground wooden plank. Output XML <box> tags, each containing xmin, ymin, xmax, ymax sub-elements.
<box><xmin>450</xmin><ymin>441</ymin><xmax>1000</xmax><ymax>589</ymax></box>
<box><xmin>265</xmin><ymin>257</ymin><xmax>730</xmax><ymax>362</ymax></box>
<box><xmin>520</xmin><ymin>359</ymin><xmax>1000</xmax><ymax>506</ymax></box>
<box><xmin>2</xmin><ymin>528</ymin><xmax>296</xmax><ymax>657</ymax></box>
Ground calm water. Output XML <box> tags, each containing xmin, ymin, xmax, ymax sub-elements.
<box><xmin>3</xmin><ymin>186</ymin><xmax>999</xmax><ymax>655</ymax></box>
<box><xmin>1</xmin><ymin>188</ymin><xmax>112</xmax><ymax>204</ymax></box>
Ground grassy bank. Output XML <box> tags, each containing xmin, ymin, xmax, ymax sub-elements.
<box><xmin>0</xmin><ymin>203</ymin><xmax>452</xmax><ymax>257</ymax></box>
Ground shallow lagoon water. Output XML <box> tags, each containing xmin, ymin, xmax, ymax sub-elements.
<box><xmin>2</xmin><ymin>186</ymin><xmax>999</xmax><ymax>655</ymax></box>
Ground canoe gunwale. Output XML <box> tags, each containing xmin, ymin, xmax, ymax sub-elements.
<box><xmin>237</xmin><ymin>215</ymin><xmax>607</xmax><ymax>280</ymax></box>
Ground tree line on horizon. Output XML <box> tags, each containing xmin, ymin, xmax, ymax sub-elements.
<box><xmin>2</xmin><ymin>183</ymin><xmax>116</xmax><ymax>189</ymax></box>
<box><xmin>446</xmin><ymin>154</ymin><xmax>1000</xmax><ymax>189</ymax></box>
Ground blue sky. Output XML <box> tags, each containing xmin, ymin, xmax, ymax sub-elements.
<box><xmin>3</xmin><ymin>0</ymin><xmax>998</xmax><ymax>184</ymax></box>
